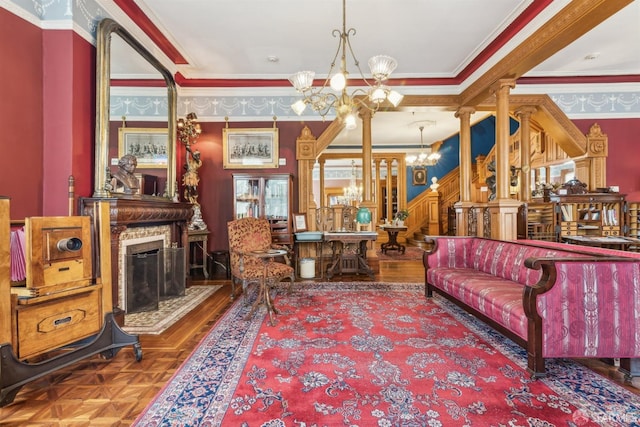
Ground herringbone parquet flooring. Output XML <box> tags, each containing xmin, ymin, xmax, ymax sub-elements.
<box><xmin>0</xmin><ymin>259</ymin><xmax>638</xmax><ymax>426</ymax></box>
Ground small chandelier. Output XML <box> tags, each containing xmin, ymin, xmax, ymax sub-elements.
<box><xmin>343</xmin><ymin>160</ymin><xmax>362</xmax><ymax>204</ymax></box>
<box><xmin>289</xmin><ymin>0</ymin><xmax>403</xmax><ymax>129</ymax></box>
<box><xmin>406</xmin><ymin>125</ymin><xmax>441</xmax><ymax>168</ymax></box>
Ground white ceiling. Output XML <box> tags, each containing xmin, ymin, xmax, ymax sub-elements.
<box><xmin>106</xmin><ymin>0</ymin><xmax>640</xmax><ymax>150</ymax></box>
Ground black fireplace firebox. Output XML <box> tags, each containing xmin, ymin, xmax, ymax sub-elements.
<box><xmin>125</xmin><ymin>242</ymin><xmax>185</xmax><ymax>314</ymax></box>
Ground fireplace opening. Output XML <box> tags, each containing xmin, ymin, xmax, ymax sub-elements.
<box><xmin>124</xmin><ymin>239</ymin><xmax>186</xmax><ymax>314</ymax></box>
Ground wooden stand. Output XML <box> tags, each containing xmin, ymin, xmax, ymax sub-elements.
<box><xmin>0</xmin><ymin>199</ymin><xmax>142</xmax><ymax>407</ymax></box>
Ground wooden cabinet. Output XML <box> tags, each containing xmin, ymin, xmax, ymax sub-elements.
<box><xmin>550</xmin><ymin>193</ymin><xmax>625</xmax><ymax>238</ymax></box>
<box><xmin>232</xmin><ymin>173</ymin><xmax>293</xmax><ymax>245</ymax></box>
<box><xmin>521</xmin><ymin>201</ymin><xmax>557</xmax><ymax>241</ymax></box>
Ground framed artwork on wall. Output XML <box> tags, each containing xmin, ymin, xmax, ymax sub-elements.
<box><xmin>412</xmin><ymin>168</ymin><xmax>427</xmax><ymax>186</ymax></box>
<box><xmin>118</xmin><ymin>128</ymin><xmax>169</xmax><ymax>168</ymax></box>
<box><xmin>222</xmin><ymin>128</ymin><xmax>279</xmax><ymax>169</ymax></box>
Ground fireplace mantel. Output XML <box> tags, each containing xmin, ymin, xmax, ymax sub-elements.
<box><xmin>80</xmin><ymin>197</ymin><xmax>193</xmax><ymax>321</ymax></box>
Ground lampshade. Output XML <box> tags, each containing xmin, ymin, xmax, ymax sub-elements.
<box><xmin>368</xmin><ymin>55</ymin><xmax>398</xmax><ymax>81</ymax></box>
<box><xmin>291</xmin><ymin>99</ymin><xmax>307</xmax><ymax>115</ymax></box>
<box><xmin>289</xmin><ymin>71</ymin><xmax>315</xmax><ymax>92</ymax></box>
<box><xmin>369</xmin><ymin>87</ymin><xmax>387</xmax><ymax>104</ymax></box>
<box><xmin>344</xmin><ymin>113</ymin><xmax>357</xmax><ymax>130</ymax></box>
<box><xmin>330</xmin><ymin>72</ymin><xmax>347</xmax><ymax>91</ymax></box>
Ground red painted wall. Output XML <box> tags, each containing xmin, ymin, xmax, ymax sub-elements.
<box><xmin>0</xmin><ymin>10</ymin><xmax>95</xmax><ymax>218</ymax></box>
<box><xmin>572</xmin><ymin>118</ymin><xmax>640</xmax><ymax>202</ymax></box>
<box><xmin>0</xmin><ymin>9</ymin><xmax>44</xmax><ymax>218</ymax></box>
<box><xmin>189</xmin><ymin>121</ymin><xmax>329</xmax><ymax>251</ymax></box>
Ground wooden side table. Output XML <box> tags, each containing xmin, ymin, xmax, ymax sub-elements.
<box><xmin>379</xmin><ymin>225</ymin><xmax>408</xmax><ymax>254</ymax></box>
<box><xmin>187</xmin><ymin>229</ymin><xmax>209</xmax><ymax>279</ymax></box>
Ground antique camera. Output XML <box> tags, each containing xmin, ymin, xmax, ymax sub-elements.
<box><xmin>25</xmin><ymin>216</ymin><xmax>92</xmax><ymax>288</ymax></box>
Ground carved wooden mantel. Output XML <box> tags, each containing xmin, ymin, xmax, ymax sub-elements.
<box><xmin>79</xmin><ymin>197</ymin><xmax>192</xmax><ymax>319</ymax></box>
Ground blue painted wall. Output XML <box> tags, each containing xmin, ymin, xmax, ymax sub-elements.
<box><xmin>407</xmin><ymin>115</ymin><xmax>520</xmax><ymax>201</ymax></box>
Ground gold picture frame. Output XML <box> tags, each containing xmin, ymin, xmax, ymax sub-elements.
<box><xmin>293</xmin><ymin>213</ymin><xmax>308</xmax><ymax>232</ymax></box>
<box><xmin>118</xmin><ymin>128</ymin><xmax>169</xmax><ymax>169</ymax></box>
<box><xmin>412</xmin><ymin>168</ymin><xmax>427</xmax><ymax>186</ymax></box>
<box><xmin>222</xmin><ymin>128</ymin><xmax>279</xmax><ymax>169</ymax></box>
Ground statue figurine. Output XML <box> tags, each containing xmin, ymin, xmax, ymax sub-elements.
<box><xmin>183</xmin><ymin>150</ymin><xmax>202</xmax><ymax>204</ymax></box>
<box><xmin>430</xmin><ymin>177</ymin><xmax>440</xmax><ymax>192</ymax></box>
<box><xmin>111</xmin><ymin>154</ymin><xmax>140</xmax><ymax>194</ymax></box>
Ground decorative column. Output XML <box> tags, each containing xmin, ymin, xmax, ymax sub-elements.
<box><xmin>374</xmin><ymin>158</ymin><xmax>382</xmax><ymax>223</ymax></box>
<box><xmin>295</xmin><ymin>125</ymin><xmax>318</xmax><ymax>214</ymax></box>
<box><xmin>489</xmin><ymin>79</ymin><xmax>521</xmax><ymax>241</ymax></box>
<box><xmin>584</xmin><ymin>123</ymin><xmax>609</xmax><ymax>191</ymax></box>
<box><xmin>454</xmin><ymin>106</ymin><xmax>475</xmax><ymax>236</ymax></box>
<box><xmin>515</xmin><ymin>106</ymin><xmax>537</xmax><ymax>202</ymax></box>
<box><xmin>386</xmin><ymin>158</ymin><xmax>394</xmax><ymax>222</ymax></box>
<box><xmin>318</xmin><ymin>158</ymin><xmax>326</xmax><ymax>208</ymax></box>
<box><xmin>359</xmin><ymin>110</ymin><xmax>377</xmax><ymax>263</ymax></box>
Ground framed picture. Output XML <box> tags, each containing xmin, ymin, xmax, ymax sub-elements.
<box><xmin>118</xmin><ymin>128</ymin><xmax>169</xmax><ymax>168</ymax></box>
<box><xmin>223</xmin><ymin>128</ymin><xmax>279</xmax><ymax>169</ymax></box>
<box><xmin>412</xmin><ymin>168</ymin><xmax>427</xmax><ymax>186</ymax></box>
<box><xmin>293</xmin><ymin>213</ymin><xmax>308</xmax><ymax>232</ymax></box>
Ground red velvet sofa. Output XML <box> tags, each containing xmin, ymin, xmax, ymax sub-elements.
<box><xmin>423</xmin><ymin>236</ymin><xmax>640</xmax><ymax>377</ymax></box>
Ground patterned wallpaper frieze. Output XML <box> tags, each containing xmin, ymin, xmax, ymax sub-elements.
<box><xmin>6</xmin><ymin>0</ymin><xmax>640</xmax><ymax>122</ymax></box>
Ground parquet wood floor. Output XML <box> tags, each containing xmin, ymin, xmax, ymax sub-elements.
<box><xmin>1</xmin><ymin>258</ymin><xmax>638</xmax><ymax>426</ymax></box>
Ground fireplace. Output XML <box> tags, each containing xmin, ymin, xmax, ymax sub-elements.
<box><xmin>79</xmin><ymin>197</ymin><xmax>193</xmax><ymax>318</ymax></box>
<box><xmin>125</xmin><ymin>239</ymin><xmax>162</xmax><ymax>313</ymax></box>
<box><xmin>120</xmin><ymin>231</ymin><xmax>186</xmax><ymax>314</ymax></box>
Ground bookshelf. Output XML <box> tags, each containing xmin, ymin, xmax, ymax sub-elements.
<box><xmin>627</xmin><ymin>202</ymin><xmax>640</xmax><ymax>251</ymax></box>
<box><xmin>551</xmin><ymin>193</ymin><xmax>625</xmax><ymax>238</ymax></box>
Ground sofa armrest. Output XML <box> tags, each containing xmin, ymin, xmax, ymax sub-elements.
<box><xmin>523</xmin><ymin>255</ymin><xmax>640</xmax><ymax>362</ymax></box>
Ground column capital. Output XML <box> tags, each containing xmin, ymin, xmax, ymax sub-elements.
<box><xmin>455</xmin><ymin>106</ymin><xmax>476</xmax><ymax>118</ymax></box>
<box><xmin>515</xmin><ymin>105</ymin><xmax>537</xmax><ymax>119</ymax></box>
<box><xmin>490</xmin><ymin>78</ymin><xmax>516</xmax><ymax>95</ymax></box>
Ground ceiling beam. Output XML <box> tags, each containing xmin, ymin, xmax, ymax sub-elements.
<box><xmin>459</xmin><ymin>0</ymin><xmax>634</xmax><ymax>107</ymax></box>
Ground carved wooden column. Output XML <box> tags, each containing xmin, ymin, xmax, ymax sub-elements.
<box><xmin>489</xmin><ymin>79</ymin><xmax>520</xmax><ymax>241</ymax></box>
<box><xmin>585</xmin><ymin>123</ymin><xmax>608</xmax><ymax>190</ymax></box>
<box><xmin>374</xmin><ymin>158</ymin><xmax>382</xmax><ymax>223</ymax></box>
<box><xmin>454</xmin><ymin>106</ymin><xmax>475</xmax><ymax>236</ymax></box>
<box><xmin>515</xmin><ymin>106</ymin><xmax>537</xmax><ymax>202</ymax></box>
<box><xmin>318</xmin><ymin>158</ymin><xmax>326</xmax><ymax>208</ymax></box>
<box><xmin>358</xmin><ymin>110</ymin><xmax>377</xmax><ymax>232</ymax></box>
<box><xmin>296</xmin><ymin>126</ymin><xmax>318</xmax><ymax>214</ymax></box>
<box><xmin>426</xmin><ymin>190</ymin><xmax>441</xmax><ymax>235</ymax></box>
<box><xmin>386</xmin><ymin>158</ymin><xmax>394</xmax><ymax>222</ymax></box>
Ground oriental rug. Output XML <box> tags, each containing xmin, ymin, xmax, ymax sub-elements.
<box><xmin>376</xmin><ymin>246</ymin><xmax>424</xmax><ymax>261</ymax></box>
<box><xmin>123</xmin><ymin>285</ymin><xmax>221</xmax><ymax>335</ymax></box>
<box><xmin>134</xmin><ymin>282</ymin><xmax>640</xmax><ymax>426</ymax></box>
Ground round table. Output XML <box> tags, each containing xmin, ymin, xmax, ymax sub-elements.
<box><xmin>380</xmin><ymin>225</ymin><xmax>408</xmax><ymax>254</ymax></box>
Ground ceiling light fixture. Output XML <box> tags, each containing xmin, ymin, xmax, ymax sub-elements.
<box><xmin>289</xmin><ymin>0</ymin><xmax>403</xmax><ymax>129</ymax></box>
<box><xmin>406</xmin><ymin>125</ymin><xmax>441</xmax><ymax>168</ymax></box>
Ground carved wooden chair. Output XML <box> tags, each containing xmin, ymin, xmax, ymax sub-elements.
<box><xmin>227</xmin><ymin>217</ymin><xmax>294</xmax><ymax>300</ymax></box>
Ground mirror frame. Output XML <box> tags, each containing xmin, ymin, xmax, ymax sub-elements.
<box><xmin>94</xmin><ymin>18</ymin><xmax>177</xmax><ymax>199</ymax></box>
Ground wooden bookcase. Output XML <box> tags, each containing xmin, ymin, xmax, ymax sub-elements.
<box><xmin>550</xmin><ymin>193</ymin><xmax>625</xmax><ymax>238</ymax></box>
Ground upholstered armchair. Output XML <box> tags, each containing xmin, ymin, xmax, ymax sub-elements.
<box><xmin>227</xmin><ymin>217</ymin><xmax>294</xmax><ymax>299</ymax></box>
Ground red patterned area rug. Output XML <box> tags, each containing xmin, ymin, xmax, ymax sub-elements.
<box><xmin>376</xmin><ymin>246</ymin><xmax>425</xmax><ymax>261</ymax></box>
<box><xmin>134</xmin><ymin>283</ymin><xmax>640</xmax><ymax>426</ymax></box>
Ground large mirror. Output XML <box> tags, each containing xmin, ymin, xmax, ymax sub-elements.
<box><xmin>94</xmin><ymin>18</ymin><xmax>177</xmax><ymax>199</ymax></box>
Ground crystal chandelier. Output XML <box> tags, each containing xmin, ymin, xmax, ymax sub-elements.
<box><xmin>343</xmin><ymin>160</ymin><xmax>362</xmax><ymax>204</ymax></box>
<box><xmin>406</xmin><ymin>125</ymin><xmax>441</xmax><ymax>168</ymax></box>
<box><xmin>289</xmin><ymin>0</ymin><xmax>403</xmax><ymax>130</ymax></box>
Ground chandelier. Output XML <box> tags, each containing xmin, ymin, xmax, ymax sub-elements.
<box><xmin>406</xmin><ymin>125</ymin><xmax>441</xmax><ymax>168</ymax></box>
<box><xmin>343</xmin><ymin>160</ymin><xmax>362</xmax><ymax>204</ymax></box>
<box><xmin>289</xmin><ymin>0</ymin><xmax>403</xmax><ymax>129</ymax></box>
